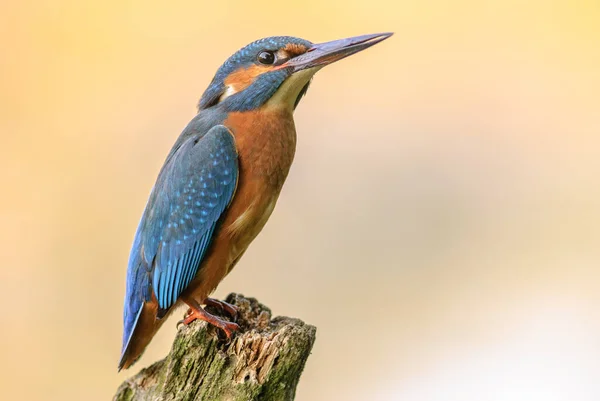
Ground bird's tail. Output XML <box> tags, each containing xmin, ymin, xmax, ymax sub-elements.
<box><xmin>118</xmin><ymin>301</ymin><xmax>163</xmax><ymax>371</ymax></box>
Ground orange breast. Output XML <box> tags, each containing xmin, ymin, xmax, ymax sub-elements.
<box><xmin>226</xmin><ymin>107</ymin><xmax>297</xmax><ymax>187</ymax></box>
<box><xmin>183</xmin><ymin>106</ymin><xmax>297</xmax><ymax>302</ymax></box>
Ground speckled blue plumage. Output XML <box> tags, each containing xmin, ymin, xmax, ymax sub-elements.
<box><xmin>121</xmin><ymin>119</ymin><xmax>237</xmax><ymax>359</ymax></box>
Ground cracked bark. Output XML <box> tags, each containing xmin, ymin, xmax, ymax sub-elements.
<box><xmin>113</xmin><ymin>293</ymin><xmax>316</xmax><ymax>401</ymax></box>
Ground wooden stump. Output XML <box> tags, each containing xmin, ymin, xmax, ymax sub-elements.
<box><xmin>114</xmin><ymin>293</ymin><xmax>316</xmax><ymax>401</ymax></box>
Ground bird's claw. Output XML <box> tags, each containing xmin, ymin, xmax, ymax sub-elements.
<box><xmin>204</xmin><ymin>297</ymin><xmax>239</xmax><ymax>321</ymax></box>
<box><xmin>176</xmin><ymin>305</ymin><xmax>240</xmax><ymax>340</ymax></box>
<box><xmin>216</xmin><ymin>321</ymin><xmax>241</xmax><ymax>341</ymax></box>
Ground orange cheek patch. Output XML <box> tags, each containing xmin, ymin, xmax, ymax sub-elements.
<box><xmin>223</xmin><ymin>65</ymin><xmax>272</xmax><ymax>93</ymax></box>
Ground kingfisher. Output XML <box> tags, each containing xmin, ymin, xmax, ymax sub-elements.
<box><xmin>119</xmin><ymin>32</ymin><xmax>393</xmax><ymax>370</ymax></box>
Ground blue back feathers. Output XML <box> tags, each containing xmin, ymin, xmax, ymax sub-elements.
<box><xmin>121</xmin><ymin>123</ymin><xmax>238</xmax><ymax>357</ymax></box>
<box><xmin>198</xmin><ymin>36</ymin><xmax>312</xmax><ymax>112</ymax></box>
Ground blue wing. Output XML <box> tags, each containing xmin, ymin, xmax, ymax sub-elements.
<box><xmin>121</xmin><ymin>125</ymin><xmax>238</xmax><ymax>355</ymax></box>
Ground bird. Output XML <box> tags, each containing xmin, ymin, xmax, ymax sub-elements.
<box><xmin>119</xmin><ymin>32</ymin><xmax>393</xmax><ymax>370</ymax></box>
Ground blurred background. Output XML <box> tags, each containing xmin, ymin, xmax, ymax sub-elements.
<box><xmin>1</xmin><ymin>1</ymin><xmax>599</xmax><ymax>400</ymax></box>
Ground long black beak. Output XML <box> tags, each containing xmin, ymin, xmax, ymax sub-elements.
<box><xmin>284</xmin><ymin>32</ymin><xmax>393</xmax><ymax>72</ymax></box>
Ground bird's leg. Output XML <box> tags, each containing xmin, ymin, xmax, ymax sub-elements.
<box><xmin>178</xmin><ymin>297</ymin><xmax>240</xmax><ymax>339</ymax></box>
<box><xmin>203</xmin><ymin>297</ymin><xmax>238</xmax><ymax>320</ymax></box>
<box><xmin>181</xmin><ymin>298</ymin><xmax>238</xmax><ymax>321</ymax></box>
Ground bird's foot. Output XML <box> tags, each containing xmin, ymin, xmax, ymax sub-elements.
<box><xmin>204</xmin><ymin>297</ymin><xmax>238</xmax><ymax>320</ymax></box>
<box><xmin>178</xmin><ymin>304</ymin><xmax>240</xmax><ymax>340</ymax></box>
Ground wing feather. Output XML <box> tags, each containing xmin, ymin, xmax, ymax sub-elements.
<box><xmin>122</xmin><ymin>125</ymin><xmax>237</xmax><ymax>351</ymax></box>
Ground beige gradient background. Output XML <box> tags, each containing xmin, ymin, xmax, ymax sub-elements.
<box><xmin>1</xmin><ymin>1</ymin><xmax>599</xmax><ymax>400</ymax></box>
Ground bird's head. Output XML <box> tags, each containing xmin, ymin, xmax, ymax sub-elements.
<box><xmin>198</xmin><ymin>33</ymin><xmax>393</xmax><ymax>113</ymax></box>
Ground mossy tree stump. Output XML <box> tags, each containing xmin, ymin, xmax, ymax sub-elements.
<box><xmin>114</xmin><ymin>294</ymin><xmax>316</xmax><ymax>401</ymax></box>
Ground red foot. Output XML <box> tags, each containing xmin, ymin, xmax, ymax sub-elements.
<box><xmin>204</xmin><ymin>297</ymin><xmax>238</xmax><ymax>320</ymax></box>
<box><xmin>179</xmin><ymin>299</ymin><xmax>240</xmax><ymax>339</ymax></box>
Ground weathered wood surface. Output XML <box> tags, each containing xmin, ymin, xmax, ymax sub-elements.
<box><xmin>114</xmin><ymin>293</ymin><xmax>316</xmax><ymax>401</ymax></box>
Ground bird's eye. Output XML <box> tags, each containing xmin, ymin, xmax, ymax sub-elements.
<box><xmin>257</xmin><ymin>51</ymin><xmax>276</xmax><ymax>65</ymax></box>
